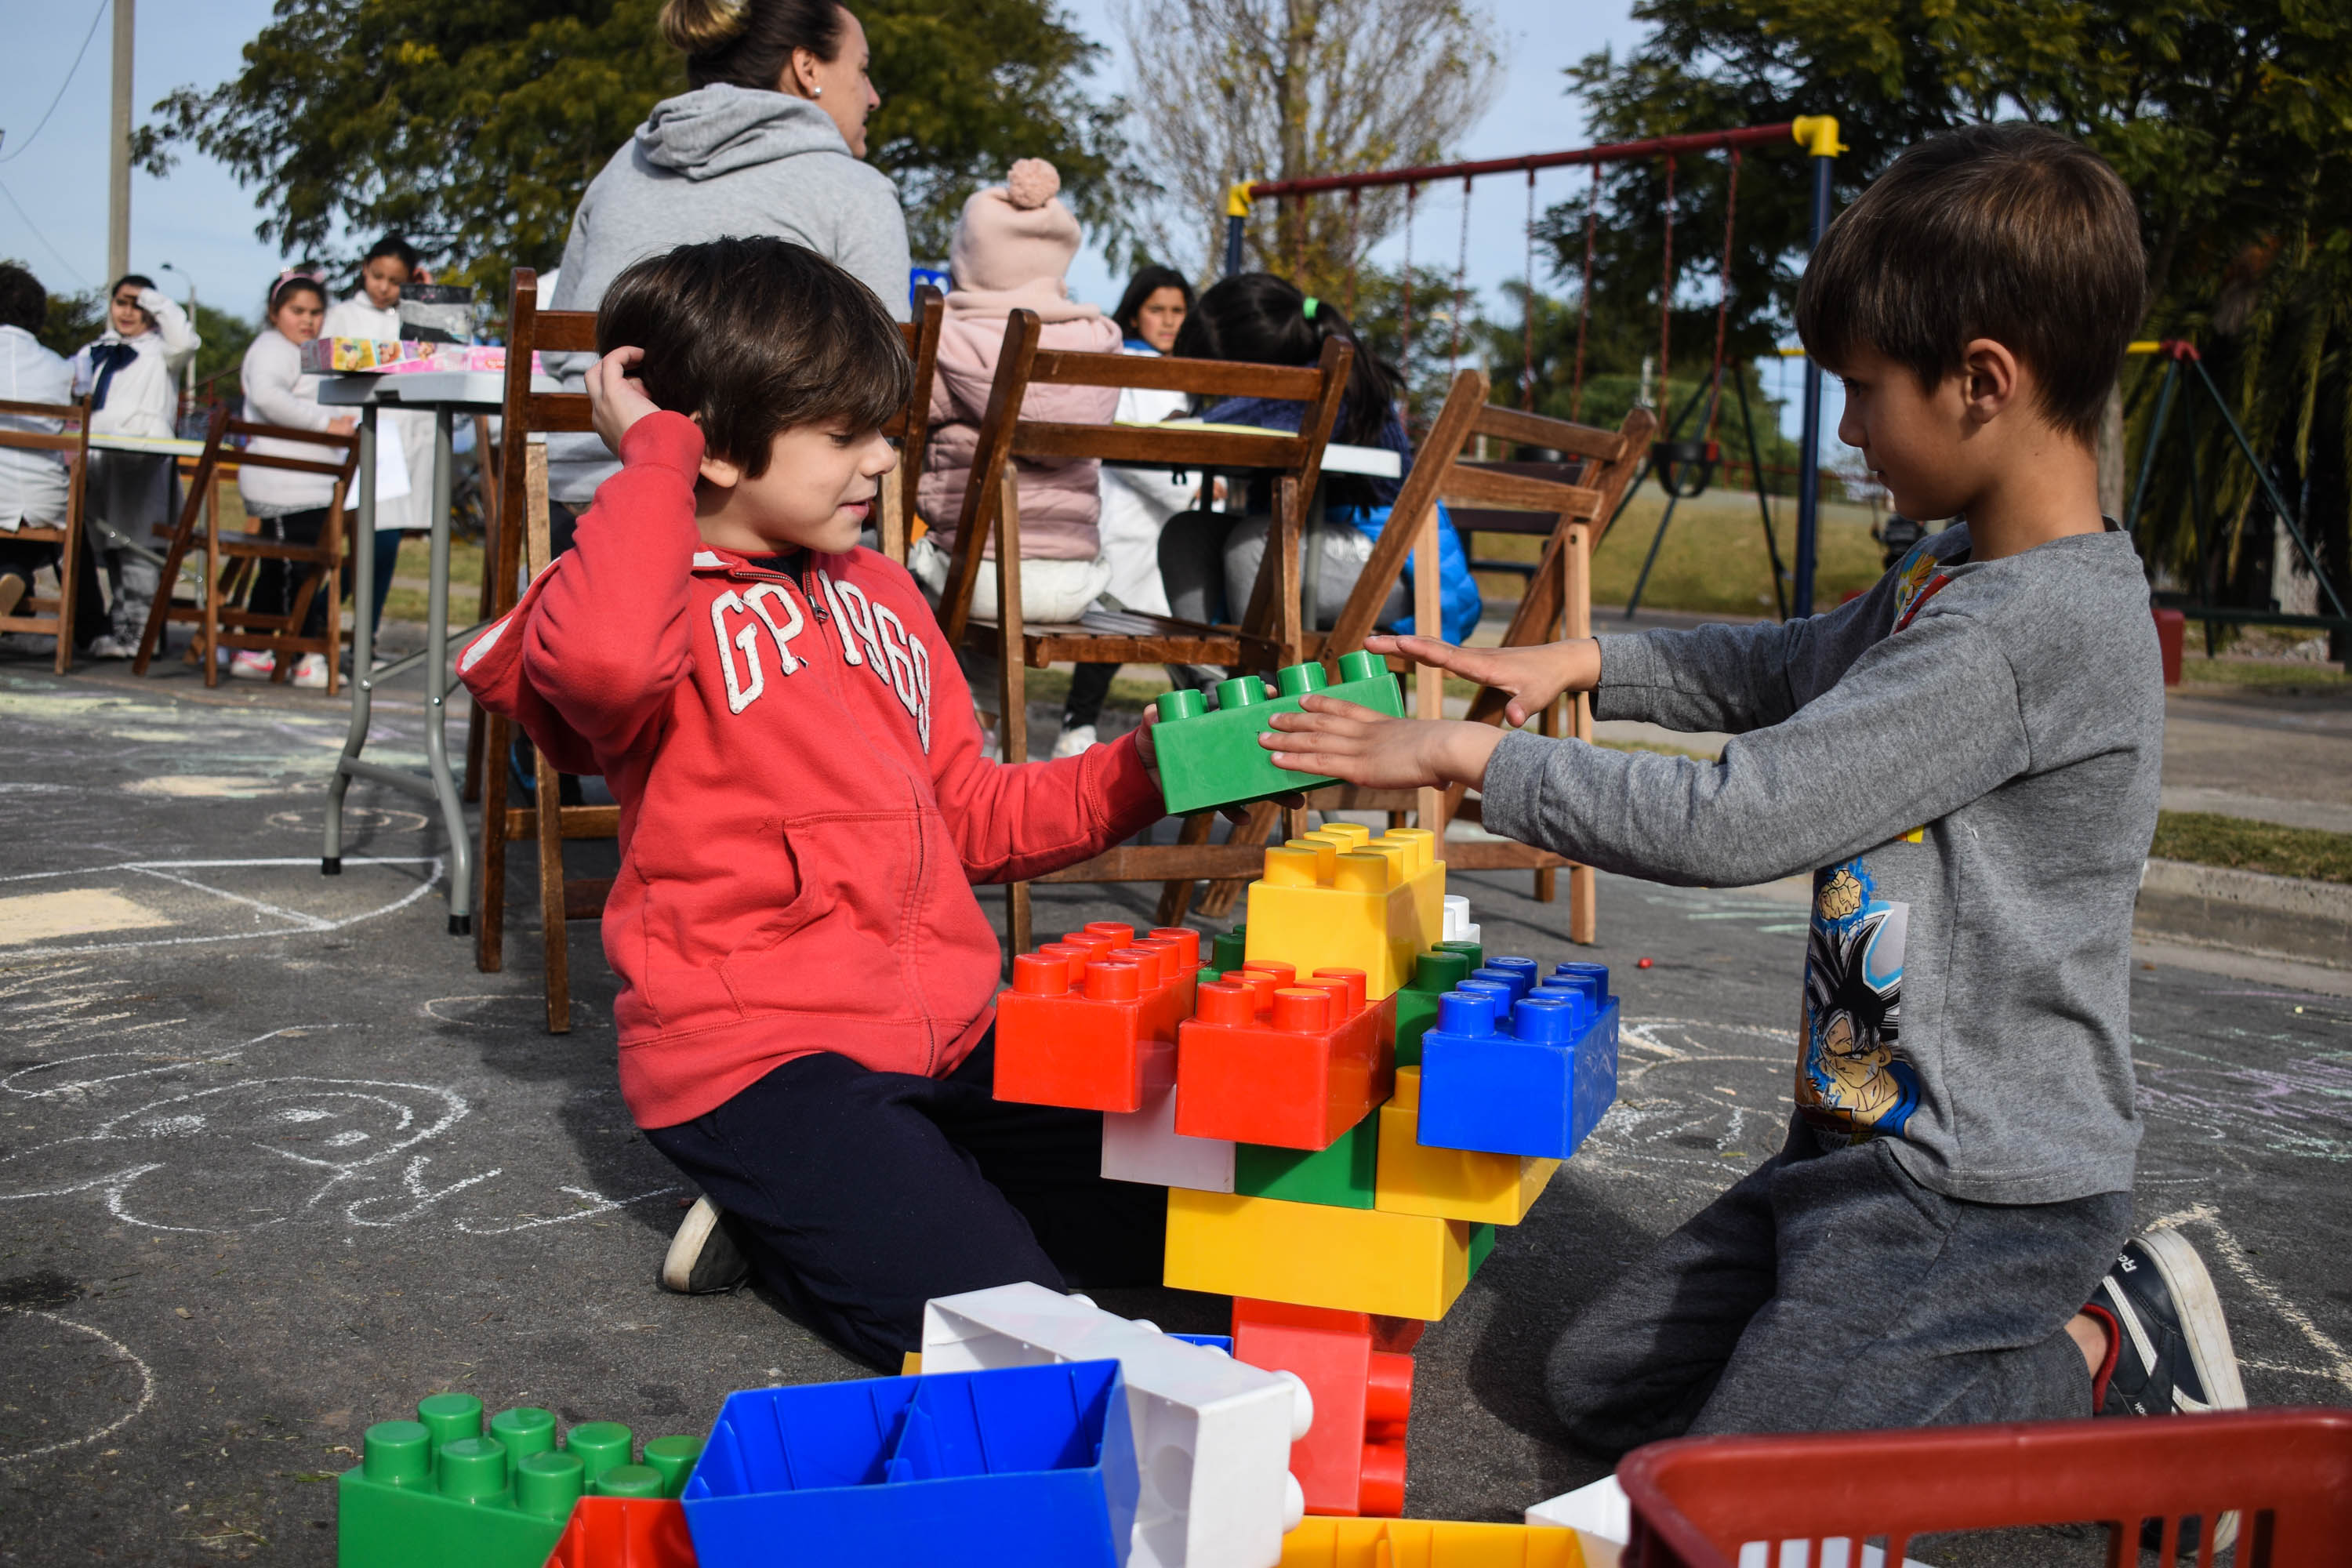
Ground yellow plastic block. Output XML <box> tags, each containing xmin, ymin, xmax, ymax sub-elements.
<box><xmin>1244</xmin><ymin>826</ymin><xmax>1445</xmax><ymax>999</ymax></box>
<box><xmin>1163</xmin><ymin>1189</ymin><xmax>1469</xmax><ymax>1319</ymax></box>
<box><xmin>1374</xmin><ymin>1068</ymin><xmax>1560</xmax><ymax>1225</ymax></box>
<box><xmin>1279</xmin><ymin>1516</ymin><xmax>1586</xmax><ymax>1567</ymax></box>
<box><xmin>899</xmin><ymin>1352</ymin><xmax>923</xmax><ymax>1375</ymax></box>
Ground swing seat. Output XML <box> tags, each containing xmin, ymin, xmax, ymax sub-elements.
<box><xmin>1652</xmin><ymin>437</ymin><xmax>1720</xmax><ymax>499</ymax></box>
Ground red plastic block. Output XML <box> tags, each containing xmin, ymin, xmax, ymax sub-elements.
<box><xmin>1230</xmin><ymin>1299</ymin><xmax>1414</xmax><ymax>1518</ymax></box>
<box><xmin>546</xmin><ymin>1497</ymin><xmax>698</xmax><ymax>1567</ymax></box>
<box><xmin>1174</xmin><ymin>966</ymin><xmax>1393</xmax><ymax>1150</ymax></box>
<box><xmin>994</xmin><ymin>934</ymin><xmax>1185</xmax><ymax>1113</ymax></box>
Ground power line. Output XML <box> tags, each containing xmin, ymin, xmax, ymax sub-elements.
<box><xmin>0</xmin><ymin>0</ymin><xmax>113</xmax><ymax>165</ymax></box>
<box><xmin>0</xmin><ymin>173</ymin><xmax>90</xmax><ymax>286</ymax></box>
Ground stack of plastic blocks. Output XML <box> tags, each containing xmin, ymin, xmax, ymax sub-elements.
<box><xmin>683</xmin><ymin>1359</ymin><xmax>1140</xmax><ymax>1566</ymax></box>
<box><xmin>1416</xmin><ymin>961</ymin><xmax>1619</xmax><ymax>1160</ymax></box>
<box><xmin>335</xmin><ymin>1392</ymin><xmax>703</xmax><ymax>1568</ymax></box>
<box><xmin>1150</xmin><ymin>653</ymin><xmax>1406</xmax><ymax>815</ymax></box>
<box><xmin>996</xmin><ymin>923</ymin><xmax>1203</xmax><ymax>1112</ymax></box>
<box><xmin>921</xmin><ymin>1281</ymin><xmax>1317</xmax><ymax>1568</ymax></box>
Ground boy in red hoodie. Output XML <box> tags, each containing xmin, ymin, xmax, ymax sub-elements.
<box><xmin>459</xmin><ymin>237</ymin><xmax>1171</xmax><ymax>1367</ymax></box>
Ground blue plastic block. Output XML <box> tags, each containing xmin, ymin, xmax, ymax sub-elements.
<box><xmin>1169</xmin><ymin>1333</ymin><xmax>1235</xmax><ymax>1353</ymax></box>
<box><xmin>681</xmin><ymin>1360</ymin><xmax>1138</xmax><ymax>1568</ymax></box>
<box><xmin>1417</xmin><ymin>990</ymin><xmax>1620</xmax><ymax>1159</ymax></box>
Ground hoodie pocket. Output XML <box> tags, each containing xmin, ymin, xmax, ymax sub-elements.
<box><xmin>714</xmin><ymin>811</ymin><xmax>920</xmax><ymax>1022</ymax></box>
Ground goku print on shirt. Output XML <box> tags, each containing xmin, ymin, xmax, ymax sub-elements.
<box><xmin>1797</xmin><ymin>858</ymin><xmax>1918</xmax><ymax>1140</ymax></box>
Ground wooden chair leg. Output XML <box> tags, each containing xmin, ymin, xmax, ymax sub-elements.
<box><xmin>992</xmin><ymin>469</ymin><xmax>1032</xmax><ymax>950</ymax></box>
<box><xmin>323</xmin><ymin>531</ymin><xmax>343</xmax><ymax>697</ymax></box>
<box><xmin>1199</xmin><ymin>800</ymin><xmax>1280</xmax><ymax>918</ymax></box>
<box><xmin>1563</xmin><ymin>523</ymin><xmax>1597</xmax><ymax>942</ymax></box>
<box><xmin>477</xmin><ymin>710</ymin><xmax>512</xmax><ymax>972</ymax></box>
<box><xmin>135</xmin><ymin>508</ymin><xmax>198</xmax><ymax>677</ymax></box>
<box><xmin>534</xmin><ymin>745</ymin><xmax>572</xmax><ymax>1034</ymax></box>
<box><xmin>1153</xmin><ymin>812</ymin><xmax>1217</xmax><ymax>924</ymax></box>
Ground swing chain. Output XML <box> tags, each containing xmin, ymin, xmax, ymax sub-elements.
<box><xmin>1659</xmin><ymin>154</ymin><xmax>1676</xmax><ymax>408</ymax></box>
<box><xmin>1570</xmin><ymin>162</ymin><xmax>1597</xmax><ymax>424</ymax></box>
<box><xmin>1522</xmin><ymin>169</ymin><xmax>1538</xmax><ymax>412</ymax></box>
<box><xmin>1345</xmin><ymin>188</ymin><xmax>1362</xmax><ymax>318</ymax></box>
<box><xmin>1449</xmin><ymin>175</ymin><xmax>1472</xmax><ymax>376</ymax></box>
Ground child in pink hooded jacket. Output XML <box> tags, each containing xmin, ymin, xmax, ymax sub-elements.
<box><xmin>910</xmin><ymin>159</ymin><xmax>1122</xmax><ymax>625</ymax></box>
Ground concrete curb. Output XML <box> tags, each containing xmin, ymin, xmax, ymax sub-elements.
<box><xmin>2135</xmin><ymin>857</ymin><xmax>2352</xmax><ymax>970</ymax></box>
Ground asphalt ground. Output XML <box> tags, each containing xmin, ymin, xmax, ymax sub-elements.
<box><xmin>1</xmin><ymin>659</ymin><xmax>2347</xmax><ymax>1565</ymax></box>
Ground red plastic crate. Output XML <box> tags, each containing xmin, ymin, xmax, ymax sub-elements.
<box><xmin>1619</xmin><ymin>1408</ymin><xmax>2352</xmax><ymax>1568</ymax></box>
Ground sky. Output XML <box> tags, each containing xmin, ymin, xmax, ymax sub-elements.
<box><xmin>0</xmin><ymin>0</ymin><xmax>1834</xmax><ymax>445</ymax></box>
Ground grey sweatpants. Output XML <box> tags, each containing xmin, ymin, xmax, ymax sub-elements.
<box><xmin>1549</xmin><ymin>1117</ymin><xmax>2129</xmax><ymax>1455</ymax></box>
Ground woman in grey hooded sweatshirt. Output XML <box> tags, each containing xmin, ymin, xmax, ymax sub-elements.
<box><xmin>546</xmin><ymin>0</ymin><xmax>912</xmax><ymax>510</ymax></box>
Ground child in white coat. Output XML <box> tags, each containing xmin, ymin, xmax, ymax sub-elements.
<box><xmin>321</xmin><ymin>234</ymin><xmax>434</xmax><ymax>637</ymax></box>
<box><xmin>69</xmin><ymin>274</ymin><xmax>199</xmax><ymax>656</ymax></box>
<box><xmin>236</xmin><ymin>274</ymin><xmax>357</xmax><ymax>687</ymax></box>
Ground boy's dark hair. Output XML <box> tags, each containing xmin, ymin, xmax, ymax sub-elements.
<box><xmin>1173</xmin><ymin>271</ymin><xmax>1400</xmax><ymax>447</ymax></box>
<box><xmin>1112</xmin><ymin>264</ymin><xmax>1194</xmax><ymax>339</ymax></box>
<box><xmin>597</xmin><ymin>236</ymin><xmax>910</xmax><ymax>479</ymax></box>
<box><xmin>1795</xmin><ymin>122</ymin><xmax>2143</xmax><ymax>445</ymax></box>
<box><xmin>0</xmin><ymin>264</ymin><xmax>45</xmax><ymax>335</ymax></box>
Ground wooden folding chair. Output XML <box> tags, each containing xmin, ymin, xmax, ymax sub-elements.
<box><xmin>0</xmin><ymin>396</ymin><xmax>91</xmax><ymax>673</ymax></box>
<box><xmin>474</xmin><ymin>274</ymin><xmax>946</xmax><ymax>1025</ymax></box>
<box><xmin>929</xmin><ymin>312</ymin><xmax>1353</xmax><ymax>949</ymax></box>
<box><xmin>132</xmin><ymin>405</ymin><xmax>361</xmax><ymax>691</ymax></box>
<box><xmin>1327</xmin><ymin>368</ymin><xmax>1656</xmax><ymax>942</ymax></box>
<box><xmin>474</xmin><ymin>268</ymin><xmax>609</xmax><ymax>1018</ymax></box>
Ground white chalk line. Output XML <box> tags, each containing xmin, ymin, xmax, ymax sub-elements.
<box><xmin>2146</xmin><ymin>1202</ymin><xmax>2352</xmax><ymax>1392</ymax></box>
<box><xmin>0</xmin><ymin>856</ymin><xmax>443</xmax><ymax>955</ymax></box>
<box><xmin>0</xmin><ymin>1312</ymin><xmax>157</xmax><ymax>1464</ymax></box>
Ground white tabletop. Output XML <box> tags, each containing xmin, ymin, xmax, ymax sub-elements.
<box><xmin>316</xmin><ymin>371</ymin><xmax>558</xmax><ymax>409</ymax></box>
<box><xmin>89</xmin><ymin>432</ymin><xmax>209</xmax><ymax>458</ymax></box>
<box><xmin>1320</xmin><ymin>442</ymin><xmax>1403</xmax><ymax>479</ymax></box>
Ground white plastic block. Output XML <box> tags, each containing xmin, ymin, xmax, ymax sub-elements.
<box><xmin>1443</xmin><ymin>894</ymin><xmax>1480</xmax><ymax>948</ymax></box>
<box><xmin>1102</xmin><ymin>1081</ymin><xmax>1235</xmax><ymax>1193</ymax></box>
<box><xmin>924</xmin><ymin>1282</ymin><xmax>1311</xmax><ymax>1568</ymax></box>
<box><xmin>1526</xmin><ymin>1476</ymin><xmax>1931</xmax><ymax>1568</ymax></box>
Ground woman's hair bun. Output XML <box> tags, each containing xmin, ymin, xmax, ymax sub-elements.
<box><xmin>660</xmin><ymin>0</ymin><xmax>753</xmax><ymax>53</ymax></box>
<box><xmin>1004</xmin><ymin>159</ymin><xmax>1062</xmax><ymax>212</ymax></box>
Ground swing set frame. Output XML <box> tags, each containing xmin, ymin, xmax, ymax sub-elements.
<box><xmin>1223</xmin><ymin>115</ymin><xmax>1847</xmax><ymax>618</ymax></box>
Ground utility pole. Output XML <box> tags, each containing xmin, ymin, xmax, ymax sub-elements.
<box><xmin>107</xmin><ymin>0</ymin><xmax>135</xmax><ymax>285</ymax></box>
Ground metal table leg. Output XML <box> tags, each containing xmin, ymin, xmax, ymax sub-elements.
<box><xmin>423</xmin><ymin>408</ymin><xmax>473</xmax><ymax>935</ymax></box>
<box><xmin>323</xmin><ymin>404</ymin><xmax>380</xmax><ymax>877</ymax></box>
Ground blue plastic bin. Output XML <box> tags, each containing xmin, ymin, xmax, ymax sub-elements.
<box><xmin>681</xmin><ymin>1359</ymin><xmax>1138</xmax><ymax>1567</ymax></box>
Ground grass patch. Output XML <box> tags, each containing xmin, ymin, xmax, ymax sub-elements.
<box><xmin>1468</xmin><ymin>477</ymin><xmax>1890</xmax><ymax>619</ymax></box>
<box><xmin>2151</xmin><ymin>811</ymin><xmax>2352</xmax><ymax>885</ymax></box>
<box><xmin>383</xmin><ymin>536</ymin><xmax>485</xmax><ymax>626</ymax></box>
<box><xmin>2176</xmin><ymin>656</ymin><xmax>2350</xmax><ymax>691</ymax></box>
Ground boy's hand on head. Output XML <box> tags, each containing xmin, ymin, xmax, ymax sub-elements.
<box><xmin>586</xmin><ymin>347</ymin><xmax>661</xmax><ymax>456</ymax></box>
<box><xmin>1362</xmin><ymin>633</ymin><xmax>1599</xmax><ymax>728</ymax></box>
<box><xmin>1262</xmin><ymin>695</ymin><xmax>1504</xmax><ymax>793</ymax></box>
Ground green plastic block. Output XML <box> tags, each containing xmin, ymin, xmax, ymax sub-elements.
<box><xmin>336</xmin><ymin>1392</ymin><xmax>706</xmax><ymax>1568</ymax></box>
<box><xmin>1394</xmin><ymin>949</ymin><xmax>1475</xmax><ymax>1068</ymax></box>
<box><xmin>1234</xmin><ymin>1115</ymin><xmax>1380</xmax><ymax>1208</ymax></box>
<box><xmin>1211</xmin><ymin>927</ymin><xmax>1249</xmax><ymax>972</ymax></box>
<box><xmin>1468</xmin><ymin>1221</ymin><xmax>1498</xmax><ymax>1279</ymax></box>
<box><xmin>1435</xmin><ymin>938</ymin><xmax>1484</xmax><ymax>974</ymax></box>
<box><xmin>1152</xmin><ymin>652</ymin><xmax>1406</xmax><ymax>815</ymax></box>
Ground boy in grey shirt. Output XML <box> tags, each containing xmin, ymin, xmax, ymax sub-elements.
<box><xmin>1263</xmin><ymin>125</ymin><xmax>2246</xmax><ymax>1472</ymax></box>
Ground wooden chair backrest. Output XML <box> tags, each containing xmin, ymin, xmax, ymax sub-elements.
<box><xmin>937</xmin><ymin>314</ymin><xmax>1352</xmax><ymax>644</ymax></box>
<box><xmin>0</xmin><ymin>396</ymin><xmax>91</xmax><ymax>459</ymax></box>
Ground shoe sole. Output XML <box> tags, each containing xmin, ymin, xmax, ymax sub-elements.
<box><xmin>659</xmin><ymin>1196</ymin><xmax>749</xmax><ymax>1294</ymax></box>
<box><xmin>2137</xmin><ymin>1225</ymin><xmax>2248</xmax><ymax>1553</ymax></box>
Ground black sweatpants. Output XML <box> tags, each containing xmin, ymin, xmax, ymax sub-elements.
<box><xmin>1548</xmin><ymin>1116</ymin><xmax>2130</xmax><ymax>1455</ymax></box>
<box><xmin>644</xmin><ymin>1033</ymin><xmax>1167</xmax><ymax>1369</ymax></box>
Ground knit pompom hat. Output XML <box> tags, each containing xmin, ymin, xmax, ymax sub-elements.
<box><xmin>949</xmin><ymin>159</ymin><xmax>1083</xmax><ymax>296</ymax></box>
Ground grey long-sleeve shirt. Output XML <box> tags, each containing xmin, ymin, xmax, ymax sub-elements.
<box><xmin>1482</xmin><ymin>523</ymin><xmax>2162</xmax><ymax>1203</ymax></box>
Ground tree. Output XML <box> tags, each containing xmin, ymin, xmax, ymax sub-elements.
<box><xmin>1552</xmin><ymin>0</ymin><xmax>2352</xmax><ymax>636</ymax></box>
<box><xmin>137</xmin><ymin>0</ymin><xmax>1135</xmax><ymax>287</ymax></box>
<box><xmin>1119</xmin><ymin>0</ymin><xmax>1500</xmax><ymax>292</ymax></box>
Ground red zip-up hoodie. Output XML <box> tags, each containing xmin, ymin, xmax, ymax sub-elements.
<box><xmin>458</xmin><ymin>412</ymin><xmax>1164</xmax><ymax>1128</ymax></box>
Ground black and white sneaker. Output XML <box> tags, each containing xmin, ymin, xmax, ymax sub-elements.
<box><xmin>2096</xmin><ymin>1229</ymin><xmax>2248</xmax><ymax>1553</ymax></box>
<box><xmin>659</xmin><ymin>1195</ymin><xmax>752</xmax><ymax>1294</ymax></box>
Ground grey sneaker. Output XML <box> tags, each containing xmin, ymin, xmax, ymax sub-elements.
<box><xmin>659</xmin><ymin>1195</ymin><xmax>751</xmax><ymax>1294</ymax></box>
<box><xmin>85</xmin><ymin>633</ymin><xmax>140</xmax><ymax>659</ymax></box>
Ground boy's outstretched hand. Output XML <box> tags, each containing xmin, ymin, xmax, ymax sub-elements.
<box><xmin>1262</xmin><ymin>695</ymin><xmax>1504</xmax><ymax>793</ymax></box>
<box><xmin>1357</xmin><ymin>632</ymin><xmax>1599</xmax><ymax>728</ymax></box>
<box><xmin>586</xmin><ymin>346</ymin><xmax>660</xmax><ymax>456</ymax></box>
